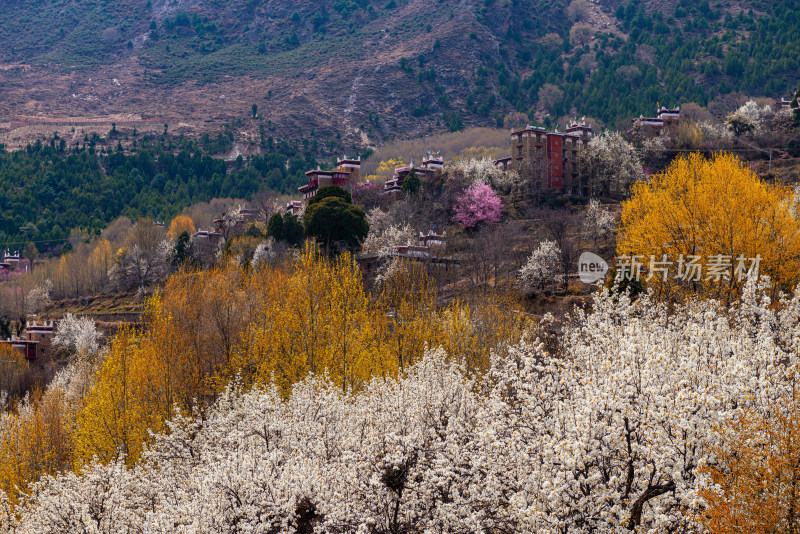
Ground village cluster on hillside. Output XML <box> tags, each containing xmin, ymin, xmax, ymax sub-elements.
<box><xmin>2</xmin><ymin>93</ymin><xmax>800</xmax><ymax>366</ymax></box>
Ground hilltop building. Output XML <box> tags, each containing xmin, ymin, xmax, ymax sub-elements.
<box><xmin>191</xmin><ymin>205</ymin><xmax>259</xmax><ymax>264</ymax></box>
<box><xmin>298</xmin><ymin>156</ymin><xmax>362</xmax><ymax>202</ymax></box>
<box><xmin>25</xmin><ymin>320</ymin><xmax>54</xmax><ymax>343</ymax></box>
<box><xmin>356</xmin><ymin>229</ymin><xmax>458</xmax><ymax>284</ymax></box>
<box><xmin>286</xmin><ymin>200</ymin><xmax>304</xmax><ymax>217</ymax></box>
<box><xmin>191</xmin><ymin>229</ymin><xmax>224</xmax><ymax>262</ymax></box>
<box><xmin>288</xmin><ymin>151</ymin><xmax>443</xmax><ymax>213</ymax></box>
<box><xmin>212</xmin><ymin>206</ymin><xmax>259</xmax><ymax>235</ymax></box>
<box><xmin>0</xmin><ymin>250</ymin><xmax>31</xmax><ymax>282</ymax></box>
<box><xmin>0</xmin><ymin>335</ymin><xmax>39</xmax><ymax>360</ymax></box>
<box><xmin>774</xmin><ymin>97</ymin><xmax>795</xmax><ymax>112</ymax></box>
<box><xmin>630</xmin><ymin>105</ymin><xmax>681</xmax><ymax>137</ymax></box>
<box><xmin>499</xmin><ymin>119</ymin><xmax>593</xmax><ymax>196</ymax></box>
<box><xmin>383</xmin><ymin>152</ymin><xmax>444</xmax><ymax>197</ymax></box>
<box><xmin>0</xmin><ymin>320</ymin><xmax>56</xmax><ymax>360</ymax></box>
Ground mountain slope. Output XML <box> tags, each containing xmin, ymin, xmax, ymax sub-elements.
<box><xmin>0</xmin><ymin>0</ymin><xmax>798</xmax><ymax>146</ymax></box>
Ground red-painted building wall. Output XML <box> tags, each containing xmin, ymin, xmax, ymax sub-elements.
<box><xmin>1</xmin><ymin>339</ymin><xmax>38</xmax><ymax>360</ymax></box>
<box><xmin>546</xmin><ymin>134</ymin><xmax>563</xmax><ymax>188</ymax></box>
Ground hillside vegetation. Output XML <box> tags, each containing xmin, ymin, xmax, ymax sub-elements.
<box><xmin>2</xmin><ymin>125</ymin><xmax>800</xmax><ymax>531</ymax></box>
<box><xmin>0</xmin><ymin>135</ymin><xmax>318</xmax><ymax>245</ymax></box>
<box><xmin>0</xmin><ymin>0</ymin><xmax>798</xmax><ymax>142</ymax></box>
<box><xmin>4</xmin><ymin>250</ymin><xmax>800</xmax><ymax>532</ymax></box>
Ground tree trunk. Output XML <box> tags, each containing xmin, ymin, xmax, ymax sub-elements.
<box><xmin>627</xmin><ymin>481</ymin><xmax>675</xmax><ymax>530</ymax></box>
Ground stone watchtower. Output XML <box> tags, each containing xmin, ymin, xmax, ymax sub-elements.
<box><xmin>298</xmin><ymin>156</ymin><xmax>362</xmax><ymax>202</ymax></box>
<box><xmin>508</xmin><ymin>120</ymin><xmax>593</xmax><ymax>196</ymax></box>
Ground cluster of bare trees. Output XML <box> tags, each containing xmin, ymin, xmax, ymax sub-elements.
<box><xmin>107</xmin><ymin>222</ymin><xmax>171</xmax><ymax>292</ymax></box>
<box><xmin>22</xmin><ymin>218</ymin><xmax>172</xmax><ymax>299</ymax></box>
<box><xmin>0</xmin><ymin>218</ymin><xmax>175</xmax><ymax>336</ymax></box>
<box><xmin>447</xmin><ymin>200</ymin><xmax>615</xmax><ymax>298</ymax></box>
<box><xmin>1</xmin><ymin>191</ymin><xmax>295</xmax><ymax>332</ymax></box>
<box><xmin>513</xmin><ymin>201</ymin><xmax>615</xmax><ymax>295</ymax></box>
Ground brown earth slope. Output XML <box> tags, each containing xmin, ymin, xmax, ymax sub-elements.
<box><xmin>0</xmin><ymin>0</ymin><xmax>519</xmax><ymax>148</ymax></box>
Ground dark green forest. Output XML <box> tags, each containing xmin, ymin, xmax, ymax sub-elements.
<box><xmin>485</xmin><ymin>0</ymin><xmax>800</xmax><ymax>126</ymax></box>
<box><xmin>0</xmin><ymin>136</ymin><xmax>317</xmax><ymax>248</ymax></box>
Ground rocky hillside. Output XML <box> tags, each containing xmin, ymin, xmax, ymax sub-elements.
<box><xmin>0</xmin><ymin>0</ymin><xmax>797</xmax><ymax>149</ymax></box>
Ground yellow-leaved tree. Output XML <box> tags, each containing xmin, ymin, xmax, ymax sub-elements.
<box><xmin>698</xmin><ymin>395</ymin><xmax>800</xmax><ymax>533</ymax></box>
<box><xmin>378</xmin><ymin>259</ymin><xmax>527</xmax><ymax>375</ymax></box>
<box><xmin>73</xmin><ymin>263</ymin><xmax>267</xmax><ymax>465</ymax></box>
<box><xmin>617</xmin><ymin>152</ymin><xmax>800</xmax><ymax>302</ymax></box>
<box><xmin>379</xmin><ymin>259</ymin><xmax>439</xmax><ymax>373</ymax></box>
<box><xmin>89</xmin><ymin>238</ymin><xmax>114</xmax><ymax>294</ymax></box>
<box><xmin>236</xmin><ymin>245</ymin><xmax>395</xmax><ymax>395</ymax></box>
<box><xmin>167</xmin><ymin>214</ymin><xmax>196</xmax><ymax>241</ymax></box>
<box><xmin>366</xmin><ymin>158</ymin><xmax>406</xmax><ymax>183</ymax></box>
<box><xmin>0</xmin><ymin>344</ymin><xmax>27</xmax><ymax>399</ymax></box>
<box><xmin>74</xmin><ymin>325</ymin><xmax>166</xmax><ymax>466</ymax></box>
<box><xmin>73</xmin><ymin>277</ymin><xmax>251</xmax><ymax>466</ymax></box>
<box><xmin>0</xmin><ymin>388</ymin><xmax>73</xmax><ymax>504</ymax></box>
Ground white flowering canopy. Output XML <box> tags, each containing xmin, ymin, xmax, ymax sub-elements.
<box><xmin>583</xmin><ymin>198</ymin><xmax>614</xmax><ymax>241</ymax></box>
<box><xmin>519</xmin><ymin>240</ymin><xmax>561</xmax><ymax>291</ymax></box>
<box><xmin>587</xmin><ymin>131</ymin><xmax>644</xmax><ymax>195</ymax></box>
<box><xmin>7</xmin><ymin>277</ymin><xmax>800</xmax><ymax>533</ymax></box>
<box><xmin>52</xmin><ymin>313</ymin><xmax>101</xmax><ymax>358</ymax></box>
<box><xmin>446</xmin><ymin>157</ymin><xmax>522</xmax><ymax>194</ymax></box>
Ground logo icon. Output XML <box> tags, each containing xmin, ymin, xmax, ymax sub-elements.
<box><xmin>578</xmin><ymin>252</ymin><xmax>608</xmax><ymax>284</ymax></box>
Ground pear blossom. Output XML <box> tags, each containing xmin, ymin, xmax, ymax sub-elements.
<box><xmin>10</xmin><ymin>277</ymin><xmax>800</xmax><ymax>532</ymax></box>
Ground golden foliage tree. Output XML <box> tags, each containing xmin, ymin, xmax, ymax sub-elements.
<box><xmin>617</xmin><ymin>152</ymin><xmax>800</xmax><ymax>302</ymax></box>
<box><xmin>72</xmin><ymin>273</ymin><xmax>257</xmax><ymax>465</ymax></box>
<box><xmin>379</xmin><ymin>259</ymin><xmax>438</xmax><ymax>373</ymax></box>
<box><xmin>378</xmin><ymin>259</ymin><xmax>527</xmax><ymax>375</ymax></box>
<box><xmin>89</xmin><ymin>239</ymin><xmax>114</xmax><ymax>293</ymax></box>
<box><xmin>672</xmin><ymin>119</ymin><xmax>705</xmax><ymax>150</ymax></box>
<box><xmin>167</xmin><ymin>215</ymin><xmax>196</xmax><ymax>241</ymax></box>
<box><xmin>699</xmin><ymin>396</ymin><xmax>800</xmax><ymax>533</ymax></box>
<box><xmin>74</xmin><ymin>325</ymin><xmax>166</xmax><ymax>465</ymax></box>
<box><xmin>366</xmin><ymin>158</ymin><xmax>406</xmax><ymax>183</ymax></box>
<box><xmin>0</xmin><ymin>345</ymin><xmax>27</xmax><ymax>398</ymax></box>
<box><xmin>0</xmin><ymin>388</ymin><xmax>73</xmax><ymax>504</ymax></box>
<box><xmin>237</xmin><ymin>245</ymin><xmax>393</xmax><ymax>394</ymax></box>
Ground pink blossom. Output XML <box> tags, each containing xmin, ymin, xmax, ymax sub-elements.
<box><xmin>452</xmin><ymin>182</ymin><xmax>503</xmax><ymax>228</ymax></box>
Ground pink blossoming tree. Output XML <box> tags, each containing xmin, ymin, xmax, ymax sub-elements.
<box><xmin>452</xmin><ymin>182</ymin><xmax>503</xmax><ymax>228</ymax></box>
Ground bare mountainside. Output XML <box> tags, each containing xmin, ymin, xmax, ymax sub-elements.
<box><xmin>0</xmin><ymin>0</ymin><xmax>797</xmax><ymax>149</ymax></box>
<box><xmin>0</xmin><ymin>0</ymin><xmax>542</xmax><ymax>147</ymax></box>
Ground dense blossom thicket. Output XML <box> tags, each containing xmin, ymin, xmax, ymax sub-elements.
<box><xmin>362</xmin><ymin>211</ymin><xmax>415</xmax><ymax>259</ymax></box>
<box><xmin>583</xmin><ymin>199</ymin><xmax>615</xmax><ymax>246</ymax></box>
<box><xmin>52</xmin><ymin>314</ymin><xmax>102</xmax><ymax>357</ymax></box>
<box><xmin>0</xmin><ymin>248</ymin><xmax>527</xmax><ymax>505</ymax></box>
<box><xmin>4</xmin><ymin>275</ymin><xmax>800</xmax><ymax>532</ymax></box>
<box><xmin>452</xmin><ymin>182</ymin><xmax>503</xmax><ymax>228</ymax></box>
